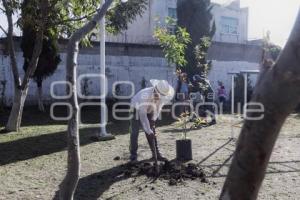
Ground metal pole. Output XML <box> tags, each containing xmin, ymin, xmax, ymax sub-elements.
<box><xmin>243</xmin><ymin>73</ymin><xmax>248</xmax><ymax>113</ymax></box>
<box><xmin>231</xmin><ymin>74</ymin><xmax>235</xmax><ymax>115</ymax></box>
<box><xmin>98</xmin><ymin>0</ymin><xmax>114</xmax><ymax>140</ymax></box>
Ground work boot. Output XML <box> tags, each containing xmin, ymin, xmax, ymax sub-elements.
<box><xmin>146</xmin><ymin>134</ymin><xmax>168</xmax><ymax>161</ymax></box>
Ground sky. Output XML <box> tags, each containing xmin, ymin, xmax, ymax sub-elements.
<box><xmin>212</xmin><ymin>0</ymin><xmax>300</xmax><ymax>47</ymax></box>
<box><xmin>0</xmin><ymin>0</ymin><xmax>299</xmax><ymax>47</ymax></box>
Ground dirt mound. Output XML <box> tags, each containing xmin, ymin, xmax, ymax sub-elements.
<box><xmin>122</xmin><ymin>160</ymin><xmax>208</xmax><ymax>186</ymax></box>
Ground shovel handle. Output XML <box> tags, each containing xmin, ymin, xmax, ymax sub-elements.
<box><xmin>152</xmin><ymin>138</ymin><xmax>159</xmax><ymax>175</ymax></box>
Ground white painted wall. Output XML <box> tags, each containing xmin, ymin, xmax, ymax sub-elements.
<box><xmin>0</xmin><ymin>51</ymin><xmax>260</xmax><ymax>106</ymax></box>
<box><xmin>208</xmin><ymin>60</ymin><xmax>259</xmax><ymax>99</ymax></box>
<box><xmin>0</xmin><ymin>53</ymin><xmax>177</xmax><ymax>106</ymax></box>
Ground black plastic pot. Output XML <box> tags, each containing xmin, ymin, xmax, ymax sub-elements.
<box><xmin>176</xmin><ymin>139</ymin><xmax>193</xmax><ymax>161</ymax></box>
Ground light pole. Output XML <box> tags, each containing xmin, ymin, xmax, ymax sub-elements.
<box><xmin>97</xmin><ymin>0</ymin><xmax>128</xmax><ymax>140</ymax></box>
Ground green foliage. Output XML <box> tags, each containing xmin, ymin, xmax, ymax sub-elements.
<box><xmin>4</xmin><ymin>0</ymin><xmax>147</xmax><ymax>38</ymax></box>
<box><xmin>175</xmin><ymin>111</ymin><xmax>190</xmax><ymax>139</ymax></box>
<box><xmin>177</xmin><ymin>0</ymin><xmax>215</xmax><ymax>78</ymax></box>
<box><xmin>20</xmin><ymin>0</ymin><xmax>61</xmax><ymax>86</ymax></box>
<box><xmin>194</xmin><ymin>37</ymin><xmax>212</xmax><ymax>77</ymax></box>
<box><xmin>15</xmin><ymin>0</ymin><xmax>147</xmax><ymax>84</ymax></box>
<box><xmin>21</xmin><ymin>29</ymin><xmax>61</xmax><ymax>85</ymax></box>
<box><xmin>1</xmin><ymin>0</ymin><xmax>21</xmax><ymax>14</ymax></box>
<box><xmin>106</xmin><ymin>0</ymin><xmax>148</xmax><ymax>34</ymax></box>
<box><xmin>268</xmin><ymin>44</ymin><xmax>281</xmax><ymax>61</ymax></box>
<box><xmin>175</xmin><ymin>111</ymin><xmax>207</xmax><ymax>139</ymax></box>
<box><xmin>154</xmin><ymin>25</ymin><xmax>191</xmax><ymax>67</ymax></box>
<box><xmin>2</xmin><ymin>0</ymin><xmax>147</xmax><ymax>87</ymax></box>
<box><xmin>15</xmin><ymin>0</ymin><xmax>147</xmax><ymax>45</ymax></box>
<box><xmin>56</xmin><ymin>0</ymin><xmax>147</xmax><ymax>41</ymax></box>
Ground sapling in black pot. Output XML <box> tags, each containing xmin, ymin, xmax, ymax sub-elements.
<box><xmin>175</xmin><ymin>111</ymin><xmax>193</xmax><ymax>161</ymax></box>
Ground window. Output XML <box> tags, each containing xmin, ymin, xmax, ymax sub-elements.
<box><xmin>168</xmin><ymin>8</ymin><xmax>177</xmax><ymax>19</ymax></box>
<box><xmin>220</xmin><ymin>16</ymin><xmax>238</xmax><ymax>35</ymax></box>
<box><xmin>168</xmin><ymin>8</ymin><xmax>177</xmax><ymax>34</ymax></box>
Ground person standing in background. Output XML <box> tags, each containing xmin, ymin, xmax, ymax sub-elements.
<box><xmin>176</xmin><ymin>72</ymin><xmax>190</xmax><ymax>115</ymax></box>
<box><xmin>217</xmin><ymin>81</ymin><xmax>227</xmax><ymax>108</ymax></box>
<box><xmin>192</xmin><ymin>75</ymin><xmax>216</xmax><ymax>125</ymax></box>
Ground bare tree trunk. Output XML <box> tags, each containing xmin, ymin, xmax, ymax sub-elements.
<box><xmin>58</xmin><ymin>1</ymin><xmax>113</xmax><ymax>199</ymax></box>
<box><xmin>2</xmin><ymin>0</ymin><xmax>22</xmax><ymax>132</ymax></box>
<box><xmin>59</xmin><ymin>40</ymin><xmax>80</xmax><ymax>200</ymax></box>
<box><xmin>5</xmin><ymin>87</ymin><xmax>28</xmax><ymax>131</ymax></box>
<box><xmin>5</xmin><ymin>26</ymin><xmax>44</xmax><ymax>131</ymax></box>
<box><xmin>37</xmin><ymin>81</ymin><xmax>45</xmax><ymax>112</ymax></box>
<box><xmin>3</xmin><ymin>0</ymin><xmax>48</xmax><ymax>132</ymax></box>
<box><xmin>220</xmin><ymin>10</ymin><xmax>300</xmax><ymax>200</ymax></box>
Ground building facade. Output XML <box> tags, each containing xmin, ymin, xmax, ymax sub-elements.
<box><xmin>105</xmin><ymin>0</ymin><xmax>248</xmax><ymax>44</ymax></box>
<box><xmin>211</xmin><ymin>1</ymin><xmax>248</xmax><ymax>43</ymax></box>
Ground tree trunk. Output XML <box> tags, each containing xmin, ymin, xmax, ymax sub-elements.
<box><xmin>58</xmin><ymin>1</ymin><xmax>113</xmax><ymax>199</ymax></box>
<box><xmin>220</xmin><ymin>10</ymin><xmax>300</xmax><ymax>200</ymax></box>
<box><xmin>2</xmin><ymin>0</ymin><xmax>48</xmax><ymax>132</ymax></box>
<box><xmin>37</xmin><ymin>80</ymin><xmax>45</xmax><ymax>112</ymax></box>
<box><xmin>5</xmin><ymin>29</ymin><xmax>44</xmax><ymax>132</ymax></box>
<box><xmin>59</xmin><ymin>40</ymin><xmax>80</xmax><ymax>200</ymax></box>
<box><xmin>5</xmin><ymin>87</ymin><xmax>28</xmax><ymax>131</ymax></box>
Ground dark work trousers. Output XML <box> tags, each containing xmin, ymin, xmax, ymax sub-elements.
<box><xmin>129</xmin><ymin>109</ymin><xmax>156</xmax><ymax>159</ymax></box>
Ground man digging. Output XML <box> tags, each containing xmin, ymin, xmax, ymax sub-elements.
<box><xmin>130</xmin><ymin>79</ymin><xmax>174</xmax><ymax>162</ymax></box>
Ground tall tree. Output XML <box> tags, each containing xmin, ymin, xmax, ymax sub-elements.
<box><xmin>2</xmin><ymin>0</ymin><xmax>49</xmax><ymax>132</ymax></box>
<box><xmin>220</xmin><ymin>10</ymin><xmax>300</xmax><ymax>200</ymax></box>
<box><xmin>1</xmin><ymin>0</ymin><xmax>147</xmax><ymax>132</ymax></box>
<box><xmin>59</xmin><ymin>1</ymin><xmax>147</xmax><ymax>199</ymax></box>
<box><xmin>177</xmin><ymin>0</ymin><xmax>215</xmax><ymax>78</ymax></box>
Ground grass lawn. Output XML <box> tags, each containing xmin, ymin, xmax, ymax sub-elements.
<box><xmin>0</xmin><ymin>107</ymin><xmax>300</xmax><ymax>199</ymax></box>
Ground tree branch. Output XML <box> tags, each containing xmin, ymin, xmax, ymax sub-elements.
<box><xmin>55</xmin><ymin>10</ymin><xmax>97</xmax><ymax>25</ymax></box>
<box><xmin>69</xmin><ymin>0</ymin><xmax>113</xmax><ymax>43</ymax></box>
<box><xmin>2</xmin><ymin>0</ymin><xmax>21</xmax><ymax>87</ymax></box>
<box><xmin>0</xmin><ymin>24</ymin><xmax>7</xmax><ymax>35</ymax></box>
<box><xmin>0</xmin><ymin>7</ymin><xmax>5</xmax><ymax>13</ymax></box>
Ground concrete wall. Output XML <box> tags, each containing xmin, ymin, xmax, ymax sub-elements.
<box><xmin>207</xmin><ymin>41</ymin><xmax>261</xmax><ymax>98</ymax></box>
<box><xmin>0</xmin><ymin>39</ymin><xmax>262</xmax><ymax>106</ymax></box>
<box><xmin>208</xmin><ymin>60</ymin><xmax>259</xmax><ymax>99</ymax></box>
<box><xmin>0</xmin><ymin>53</ymin><xmax>176</xmax><ymax>106</ymax></box>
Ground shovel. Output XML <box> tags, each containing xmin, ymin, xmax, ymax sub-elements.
<box><xmin>152</xmin><ymin>137</ymin><xmax>159</xmax><ymax>176</ymax></box>
<box><xmin>149</xmin><ymin>119</ymin><xmax>159</xmax><ymax>176</ymax></box>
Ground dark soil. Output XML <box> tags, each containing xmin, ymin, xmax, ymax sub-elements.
<box><xmin>121</xmin><ymin>160</ymin><xmax>208</xmax><ymax>186</ymax></box>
